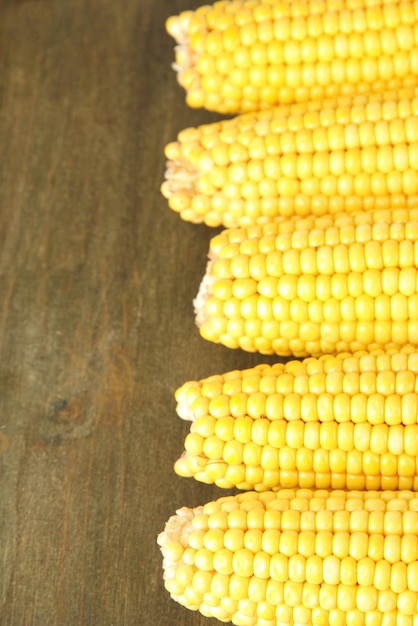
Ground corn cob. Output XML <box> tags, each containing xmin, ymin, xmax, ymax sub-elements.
<box><xmin>166</xmin><ymin>0</ymin><xmax>418</xmax><ymax>115</ymax></box>
<box><xmin>174</xmin><ymin>348</ymin><xmax>418</xmax><ymax>492</ymax></box>
<box><xmin>158</xmin><ymin>488</ymin><xmax>418</xmax><ymax>626</ymax></box>
<box><xmin>195</xmin><ymin>207</ymin><xmax>418</xmax><ymax>357</ymax></box>
<box><xmin>161</xmin><ymin>86</ymin><xmax>418</xmax><ymax>228</ymax></box>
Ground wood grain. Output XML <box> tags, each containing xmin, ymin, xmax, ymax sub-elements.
<box><xmin>0</xmin><ymin>1</ymin><xmax>280</xmax><ymax>624</ymax></box>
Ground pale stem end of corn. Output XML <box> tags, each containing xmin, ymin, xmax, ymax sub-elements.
<box><xmin>193</xmin><ymin>259</ymin><xmax>215</xmax><ymax>330</ymax></box>
<box><xmin>157</xmin><ymin>506</ymin><xmax>201</xmax><ymax>603</ymax></box>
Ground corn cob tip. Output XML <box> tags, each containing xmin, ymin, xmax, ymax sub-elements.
<box><xmin>157</xmin><ymin>505</ymin><xmax>202</xmax><ymax>599</ymax></box>
<box><xmin>193</xmin><ymin>259</ymin><xmax>215</xmax><ymax>330</ymax></box>
<box><xmin>163</xmin><ymin>157</ymin><xmax>199</xmax><ymax>192</ymax></box>
<box><xmin>165</xmin><ymin>15</ymin><xmax>186</xmax><ymax>43</ymax></box>
<box><xmin>160</xmin><ymin>150</ymin><xmax>202</xmax><ymax>222</ymax></box>
<box><xmin>165</xmin><ymin>12</ymin><xmax>201</xmax><ymax>104</ymax></box>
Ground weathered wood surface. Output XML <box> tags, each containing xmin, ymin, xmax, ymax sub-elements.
<box><xmin>0</xmin><ymin>1</ymin><xmax>279</xmax><ymax>624</ymax></box>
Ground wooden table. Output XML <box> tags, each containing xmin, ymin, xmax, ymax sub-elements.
<box><xmin>0</xmin><ymin>1</ymin><xmax>279</xmax><ymax>624</ymax></box>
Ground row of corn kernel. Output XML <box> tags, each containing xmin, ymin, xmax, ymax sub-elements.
<box><xmin>162</xmin><ymin>86</ymin><xmax>418</xmax><ymax>228</ymax></box>
<box><xmin>158</xmin><ymin>489</ymin><xmax>418</xmax><ymax>625</ymax></box>
<box><xmin>166</xmin><ymin>0</ymin><xmax>418</xmax><ymax>115</ymax></box>
<box><xmin>173</xmin><ymin>349</ymin><xmax>418</xmax><ymax>492</ymax></box>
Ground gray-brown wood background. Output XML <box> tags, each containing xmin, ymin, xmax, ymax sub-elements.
<box><xmin>0</xmin><ymin>1</ymin><xmax>279</xmax><ymax>624</ymax></box>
